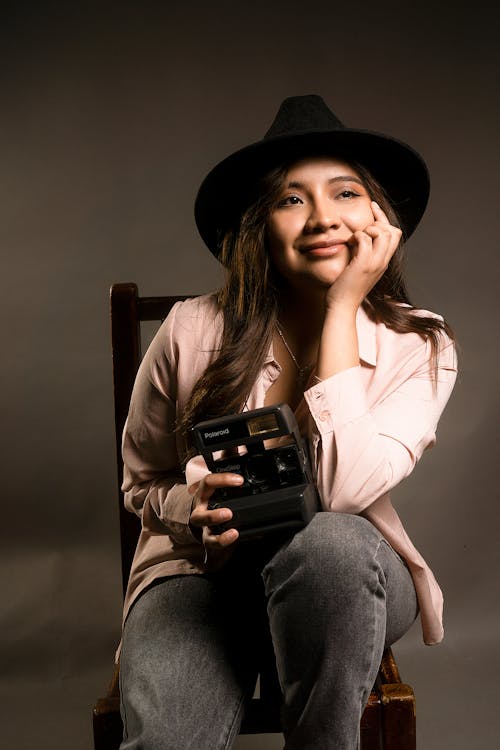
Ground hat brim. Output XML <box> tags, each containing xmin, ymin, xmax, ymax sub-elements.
<box><xmin>195</xmin><ymin>128</ymin><xmax>430</xmax><ymax>258</ymax></box>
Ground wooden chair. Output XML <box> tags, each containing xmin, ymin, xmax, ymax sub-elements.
<box><xmin>92</xmin><ymin>282</ymin><xmax>417</xmax><ymax>750</ymax></box>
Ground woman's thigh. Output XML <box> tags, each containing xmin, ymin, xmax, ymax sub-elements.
<box><xmin>263</xmin><ymin>512</ymin><xmax>417</xmax><ymax>647</ymax></box>
<box><xmin>377</xmin><ymin>536</ymin><xmax>419</xmax><ymax>646</ymax></box>
<box><xmin>119</xmin><ymin>572</ymin><xmax>263</xmax><ymax>750</ymax></box>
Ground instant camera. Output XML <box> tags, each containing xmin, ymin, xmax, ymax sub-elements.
<box><xmin>192</xmin><ymin>403</ymin><xmax>319</xmax><ymax>540</ymax></box>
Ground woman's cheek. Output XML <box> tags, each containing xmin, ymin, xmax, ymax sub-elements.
<box><xmin>347</xmin><ymin>204</ymin><xmax>375</xmax><ymax>232</ymax></box>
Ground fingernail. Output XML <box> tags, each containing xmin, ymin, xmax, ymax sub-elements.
<box><xmin>219</xmin><ymin>509</ymin><xmax>232</xmax><ymax>520</ymax></box>
<box><xmin>229</xmin><ymin>474</ymin><xmax>244</xmax><ymax>484</ymax></box>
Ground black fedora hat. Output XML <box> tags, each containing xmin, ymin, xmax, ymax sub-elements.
<box><xmin>195</xmin><ymin>94</ymin><xmax>430</xmax><ymax>258</ymax></box>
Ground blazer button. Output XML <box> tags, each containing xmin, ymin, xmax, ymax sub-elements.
<box><xmin>319</xmin><ymin>410</ymin><xmax>330</xmax><ymax>421</ymax></box>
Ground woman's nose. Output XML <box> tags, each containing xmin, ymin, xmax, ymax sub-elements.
<box><xmin>305</xmin><ymin>199</ymin><xmax>341</xmax><ymax>232</ymax></box>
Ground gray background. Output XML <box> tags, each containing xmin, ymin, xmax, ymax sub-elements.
<box><xmin>1</xmin><ymin>1</ymin><xmax>498</xmax><ymax>748</ymax></box>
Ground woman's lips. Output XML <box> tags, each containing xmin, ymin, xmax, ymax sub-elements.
<box><xmin>301</xmin><ymin>240</ymin><xmax>348</xmax><ymax>257</ymax></box>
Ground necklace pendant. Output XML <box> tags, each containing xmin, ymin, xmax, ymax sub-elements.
<box><xmin>276</xmin><ymin>323</ymin><xmax>314</xmax><ymax>389</ymax></box>
<box><xmin>297</xmin><ymin>365</ymin><xmax>312</xmax><ymax>388</ymax></box>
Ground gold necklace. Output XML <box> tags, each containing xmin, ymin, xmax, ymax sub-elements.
<box><xmin>276</xmin><ymin>323</ymin><xmax>315</xmax><ymax>387</ymax></box>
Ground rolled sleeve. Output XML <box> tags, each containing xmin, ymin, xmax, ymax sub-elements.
<box><xmin>303</xmin><ymin>334</ymin><xmax>457</xmax><ymax>515</ymax></box>
<box><xmin>305</xmin><ymin>366</ymin><xmax>369</xmax><ymax>434</ymax></box>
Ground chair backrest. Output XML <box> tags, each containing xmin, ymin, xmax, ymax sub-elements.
<box><xmin>110</xmin><ymin>282</ymin><xmax>190</xmax><ymax>595</ymax></box>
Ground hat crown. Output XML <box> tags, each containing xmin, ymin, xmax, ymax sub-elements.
<box><xmin>264</xmin><ymin>95</ymin><xmax>345</xmax><ymax>139</ymax></box>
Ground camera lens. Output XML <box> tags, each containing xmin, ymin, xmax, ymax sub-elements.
<box><xmin>245</xmin><ymin>453</ymin><xmax>268</xmax><ymax>485</ymax></box>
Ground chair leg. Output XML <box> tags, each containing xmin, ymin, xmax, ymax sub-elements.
<box><xmin>360</xmin><ymin>691</ymin><xmax>383</xmax><ymax>749</ymax></box>
<box><xmin>93</xmin><ymin>696</ymin><xmax>122</xmax><ymax>750</ymax></box>
<box><xmin>380</xmin><ymin>683</ymin><xmax>416</xmax><ymax>750</ymax></box>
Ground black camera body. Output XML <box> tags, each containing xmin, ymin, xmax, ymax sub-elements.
<box><xmin>192</xmin><ymin>403</ymin><xmax>319</xmax><ymax>540</ymax></box>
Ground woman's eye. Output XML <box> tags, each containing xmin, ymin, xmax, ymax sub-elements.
<box><xmin>337</xmin><ymin>189</ymin><xmax>360</xmax><ymax>199</ymax></box>
<box><xmin>277</xmin><ymin>195</ymin><xmax>303</xmax><ymax>207</ymax></box>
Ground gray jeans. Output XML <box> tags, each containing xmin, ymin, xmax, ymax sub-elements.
<box><xmin>119</xmin><ymin>513</ymin><xmax>418</xmax><ymax>750</ymax></box>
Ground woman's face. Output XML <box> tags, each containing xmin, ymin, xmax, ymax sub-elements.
<box><xmin>266</xmin><ymin>156</ymin><xmax>374</xmax><ymax>293</ymax></box>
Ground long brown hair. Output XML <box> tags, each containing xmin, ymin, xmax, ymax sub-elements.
<box><xmin>180</xmin><ymin>157</ymin><xmax>454</xmax><ymax>451</ymax></box>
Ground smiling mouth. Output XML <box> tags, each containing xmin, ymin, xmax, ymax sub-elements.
<box><xmin>301</xmin><ymin>239</ymin><xmax>349</xmax><ymax>254</ymax></box>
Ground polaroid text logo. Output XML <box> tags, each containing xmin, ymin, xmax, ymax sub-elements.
<box><xmin>204</xmin><ymin>428</ymin><xmax>230</xmax><ymax>439</ymax></box>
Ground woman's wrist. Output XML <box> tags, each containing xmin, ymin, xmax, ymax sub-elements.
<box><xmin>317</xmin><ymin>302</ymin><xmax>360</xmax><ymax>379</ymax></box>
<box><xmin>324</xmin><ymin>295</ymin><xmax>360</xmax><ymax>320</ymax></box>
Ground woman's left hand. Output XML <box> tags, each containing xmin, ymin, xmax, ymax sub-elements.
<box><xmin>326</xmin><ymin>201</ymin><xmax>402</xmax><ymax>311</ymax></box>
<box><xmin>316</xmin><ymin>202</ymin><xmax>402</xmax><ymax>379</ymax></box>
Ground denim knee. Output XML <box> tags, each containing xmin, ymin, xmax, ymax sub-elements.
<box><xmin>262</xmin><ymin>512</ymin><xmax>385</xmax><ymax>600</ymax></box>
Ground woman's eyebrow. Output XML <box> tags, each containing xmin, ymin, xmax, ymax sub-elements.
<box><xmin>286</xmin><ymin>175</ymin><xmax>365</xmax><ymax>189</ymax></box>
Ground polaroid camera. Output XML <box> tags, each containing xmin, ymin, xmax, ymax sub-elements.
<box><xmin>192</xmin><ymin>403</ymin><xmax>319</xmax><ymax>540</ymax></box>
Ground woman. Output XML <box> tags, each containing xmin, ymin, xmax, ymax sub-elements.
<box><xmin>118</xmin><ymin>95</ymin><xmax>457</xmax><ymax>750</ymax></box>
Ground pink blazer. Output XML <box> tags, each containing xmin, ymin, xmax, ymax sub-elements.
<box><xmin>121</xmin><ymin>295</ymin><xmax>457</xmax><ymax>647</ymax></box>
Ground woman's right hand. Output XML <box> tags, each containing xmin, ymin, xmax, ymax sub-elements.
<box><xmin>189</xmin><ymin>472</ymin><xmax>244</xmax><ymax>569</ymax></box>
